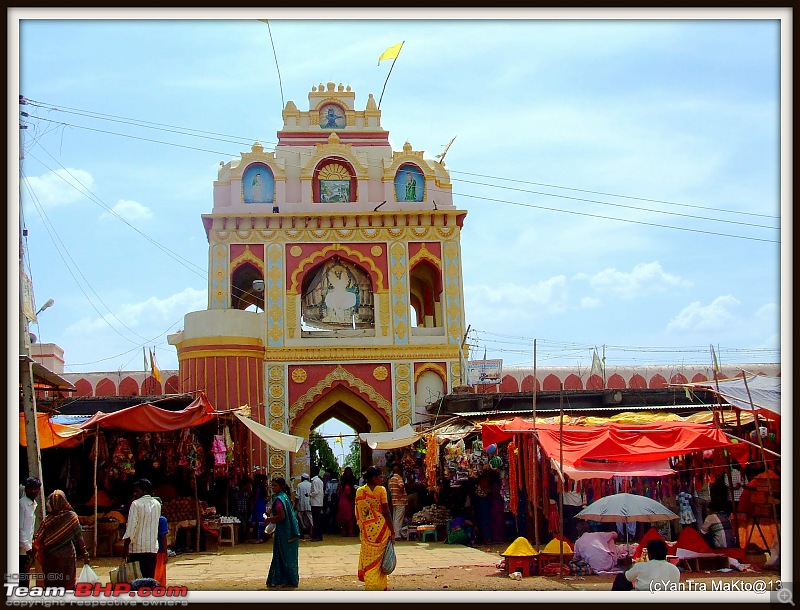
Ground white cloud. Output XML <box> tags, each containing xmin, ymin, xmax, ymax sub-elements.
<box><xmin>666</xmin><ymin>295</ymin><xmax>741</xmax><ymax>332</ymax></box>
<box><xmin>465</xmin><ymin>275</ymin><xmax>568</xmax><ymax>315</ymax></box>
<box><xmin>101</xmin><ymin>199</ymin><xmax>152</xmax><ymax>222</ymax></box>
<box><xmin>584</xmin><ymin>261</ymin><xmax>691</xmax><ymax>299</ymax></box>
<box><xmin>65</xmin><ymin>287</ymin><xmax>206</xmax><ymax>336</ymax></box>
<box><xmin>22</xmin><ymin>168</ymin><xmax>94</xmax><ymax>208</ymax></box>
<box><xmin>580</xmin><ymin>297</ymin><xmax>601</xmax><ymax>309</ymax></box>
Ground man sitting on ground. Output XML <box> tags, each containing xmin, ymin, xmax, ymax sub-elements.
<box><xmin>612</xmin><ymin>539</ymin><xmax>680</xmax><ymax>591</ymax></box>
<box><xmin>699</xmin><ymin>502</ymin><xmax>736</xmax><ymax>549</ymax></box>
<box><xmin>573</xmin><ymin>521</ymin><xmax>620</xmax><ymax>573</ymax></box>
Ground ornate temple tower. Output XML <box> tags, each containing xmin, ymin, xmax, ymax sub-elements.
<box><xmin>169</xmin><ymin>81</ymin><xmax>467</xmax><ymax>477</ymax></box>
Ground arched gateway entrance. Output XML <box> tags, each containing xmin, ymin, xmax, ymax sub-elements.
<box><xmin>290</xmin><ymin>385</ymin><xmax>389</xmax><ymax>473</ymax></box>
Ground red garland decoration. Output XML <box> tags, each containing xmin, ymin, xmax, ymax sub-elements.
<box><xmin>508</xmin><ymin>440</ymin><xmax>518</xmax><ymax>516</ymax></box>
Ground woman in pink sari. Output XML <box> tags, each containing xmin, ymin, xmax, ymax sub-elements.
<box><xmin>337</xmin><ymin>467</ymin><xmax>358</xmax><ymax>536</ymax></box>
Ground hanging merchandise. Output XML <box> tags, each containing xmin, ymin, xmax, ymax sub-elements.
<box><xmin>424</xmin><ymin>433</ymin><xmax>438</xmax><ymax>490</ymax></box>
<box><xmin>178</xmin><ymin>428</ymin><xmax>205</xmax><ymax>475</ymax></box>
<box><xmin>89</xmin><ymin>432</ymin><xmax>109</xmax><ymax>466</ymax></box>
<box><xmin>223</xmin><ymin>426</ymin><xmax>234</xmax><ymax>466</ymax></box>
<box><xmin>507</xmin><ymin>440</ymin><xmax>518</xmax><ymax>517</ymax></box>
<box><xmin>212</xmin><ymin>434</ymin><xmax>228</xmax><ymax>476</ymax></box>
<box><xmin>137</xmin><ymin>433</ymin><xmax>154</xmax><ymax>461</ymax></box>
<box><xmin>110</xmin><ymin>437</ymin><xmax>136</xmax><ymax>479</ymax></box>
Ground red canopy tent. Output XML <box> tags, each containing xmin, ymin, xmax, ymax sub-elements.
<box><xmin>79</xmin><ymin>392</ymin><xmax>220</xmax><ymax>553</ymax></box>
<box><xmin>78</xmin><ymin>392</ymin><xmax>217</xmax><ymax>432</ymax></box>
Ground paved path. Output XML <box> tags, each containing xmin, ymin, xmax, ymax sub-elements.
<box><xmin>167</xmin><ymin>537</ymin><xmax>497</xmax><ymax>582</ymax></box>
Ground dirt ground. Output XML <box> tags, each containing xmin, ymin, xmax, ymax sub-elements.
<box><xmin>85</xmin><ymin>538</ymin><xmax>781</xmax><ymax>592</ymax></box>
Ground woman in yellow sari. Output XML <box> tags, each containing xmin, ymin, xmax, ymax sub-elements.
<box><xmin>355</xmin><ymin>466</ymin><xmax>395</xmax><ymax>591</ymax></box>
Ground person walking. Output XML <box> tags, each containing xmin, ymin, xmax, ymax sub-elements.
<box><xmin>387</xmin><ymin>464</ymin><xmax>408</xmax><ymax>540</ymax></box>
<box><xmin>355</xmin><ymin>466</ymin><xmax>395</xmax><ymax>591</ymax></box>
<box><xmin>265</xmin><ymin>477</ymin><xmax>300</xmax><ymax>589</ymax></box>
<box><xmin>295</xmin><ymin>473</ymin><xmax>314</xmax><ymax>539</ymax></box>
<box><xmin>122</xmin><ymin>478</ymin><xmax>161</xmax><ymax>580</ymax></box>
<box><xmin>19</xmin><ymin>477</ymin><xmax>41</xmax><ymax>587</ymax></box>
<box><xmin>309</xmin><ymin>466</ymin><xmax>325</xmax><ymax>541</ymax></box>
<box><xmin>31</xmin><ymin>490</ymin><xmax>90</xmax><ymax>589</ymax></box>
<box><xmin>337</xmin><ymin>467</ymin><xmax>358</xmax><ymax>537</ymax></box>
<box><xmin>154</xmin><ymin>512</ymin><xmax>168</xmax><ymax>586</ymax></box>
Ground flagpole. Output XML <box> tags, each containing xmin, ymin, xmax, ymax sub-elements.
<box><xmin>378</xmin><ymin>41</ymin><xmax>404</xmax><ymax>109</ymax></box>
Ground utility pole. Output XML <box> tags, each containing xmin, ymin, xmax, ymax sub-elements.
<box><xmin>19</xmin><ymin>94</ymin><xmax>45</xmax><ymax>523</ymax></box>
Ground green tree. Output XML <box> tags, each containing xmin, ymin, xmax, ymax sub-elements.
<box><xmin>309</xmin><ymin>431</ymin><xmax>339</xmax><ymax>474</ymax></box>
<box><xmin>343</xmin><ymin>438</ymin><xmax>361</xmax><ymax>475</ymax></box>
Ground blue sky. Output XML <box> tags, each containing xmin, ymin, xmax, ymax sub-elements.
<box><xmin>12</xmin><ymin>9</ymin><xmax>786</xmax><ymax>389</ymax></box>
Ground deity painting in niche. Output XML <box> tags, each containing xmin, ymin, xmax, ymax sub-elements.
<box><xmin>301</xmin><ymin>257</ymin><xmax>374</xmax><ymax>330</ymax></box>
<box><xmin>319</xmin><ymin>104</ymin><xmax>346</xmax><ymax>129</ymax></box>
<box><xmin>243</xmin><ymin>164</ymin><xmax>274</xmax><ymax>204</ymax></box>
<box><xmin>394</xmin><ymin>166</ymin><xmax>424</xmax><ymax>202</ymax></box>
<box><xmin>317</xmin><ymin>162</ymin><xmax>352</xmax><ymax>203</ymax></box>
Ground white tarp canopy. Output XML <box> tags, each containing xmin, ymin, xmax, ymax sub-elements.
<box><xmin>685</xmin><ymin>374</ymin><xmax>780</xmax><ymax>418</ymax></box>
<box><xmin>234</xmin><ymin>411</ymin><xmax>304</xmax><ymax>452</ymax></box>
<box><xmin>551</xmin><ymin>457</ymin><xmax>676</xmax><ymax>481</ymax></box>
<box><xmin>359</xmin><ymin>424</ymin><xmax>421</xmax><ymax>450</ymax></box>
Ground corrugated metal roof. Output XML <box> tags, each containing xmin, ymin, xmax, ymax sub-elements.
<box><xmin>454</xmin><ymin>403</ymin><xmax>719</xmax><ymax>418</ymax></box>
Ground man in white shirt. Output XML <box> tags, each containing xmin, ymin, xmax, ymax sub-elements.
<box><xmin>309</xmin><ymin>466</ymin><xmax>325</xmax><ymax>541</ymax></box>
<box><xmin>123</xmin><ymin>478</ymin><xmax>161</xmax><ymax>579</ymax></box>
<box><xmin>19</xmin><ymin>477</ymin><xmax>41</xmax><ymax>587</ymax></box>
<box><xmin>612</xmin><ymin>539</ymin><xmax>680</xmax><ymax>591</ymax></box>
<box><xmin>724</xmin><ymin>465</ymin><xmax>745</xmax><ymax>513</ymax></box>
<box><xmin>295</xmin><ymin>474</ymin><xmax>313</xmax><ymax>539</ymax></box>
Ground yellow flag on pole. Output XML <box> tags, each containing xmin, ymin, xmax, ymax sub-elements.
<box><xmin>150</xmin><ymin>349</ymin><xmax>163</xmax><ymax>384</ymax></box>
<box><xmin>336</xmin><ymin>433</ymin><xmax>344</xmax><ymax>446</ymax></box>
<box><xmin>378</xmin><ymin>42</ymin><xmax>403</xmax><ymax>65</ymax></box>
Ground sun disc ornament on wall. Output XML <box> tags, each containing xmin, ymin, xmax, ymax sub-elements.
<box><xmin>373</xmin><ymin>366</ymin><xmax>388</xmax><ymax>381</ymax></box>
<box><xmin>291</xmin><ymin>368</ymin><xmax>308</xmax><ymax>383</ymax></box>
<box><xmin>371</xmin><ymin>245</ymin><xmax>383</xmax><ymax>257</ymax></box>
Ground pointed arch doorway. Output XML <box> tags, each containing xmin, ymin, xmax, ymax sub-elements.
<box><xmin>290</xmin><ymin>385</ymin><xmax>390</xmax><ymax>473</ymax></box>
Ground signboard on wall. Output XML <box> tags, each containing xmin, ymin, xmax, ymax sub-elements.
<box><xmin>468</xmin><ymin>359</ymin><xmax>503</xmax><ymax>385</ymax></box>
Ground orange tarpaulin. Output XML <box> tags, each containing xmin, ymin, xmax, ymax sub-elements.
<box><xmin>78</xmin><ymin>392</ymin><xmax>217</xmax><ymax>432</ymax></box>
<box><xmin>19</xmin><ymin>412</ymin><xmax>85</xmax><ymax>449</ymax></box>
<box><xmin>19</xmin><ymin>412</ymin><xmax>86</xmax><ymax>449</ymax></box>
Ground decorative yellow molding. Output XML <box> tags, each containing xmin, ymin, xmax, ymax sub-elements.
<box><xmin>414</xmin><ymin>362</ymin><xmax>447</xmax><ymax>385</ymax></box>
<box><xmin>289</xmin><ymin>365</ymin><xmax>392</xmax><ymax>423</ymax></box>
<box><xmin>288</xmin><ymin>244</ymin><xmax>386</xmax><ymax>295</ymax></box>
<box><xmin>176</xmin><ymin>336</ymin><xmax>264</xmax><ymax>349</ymax></box>
<box><xmin>408</xmin><ymin>243</ymin><xmax>441</xmax><ymax>271</ymax></box>
<box><xmin>263</xmin><ymin>344</ymin><xmax>459</xmax><ymax>362</ymax></box>
<box><xmin>177</xmin><ymin>349</ymin><xmax>265</xmax><ymax>362</ymax></box>
<box><xmin>230</xmin><ymin>245</ymin><xmax>265</xmax><ymax>273</ymax></box>
<box><xmin>286</xmin><ymin>296</ymin><xmax>297</xmax><ymax>339</ymax></box>
<box><xmin>203</xmin><ymin>215</ymin><xmax>466</xmax><ymax>244</ymax></box>
<box><xmin>379</xmin><ymin>293</ymin><xmax>390</xmax><ymax>337</ymax></box>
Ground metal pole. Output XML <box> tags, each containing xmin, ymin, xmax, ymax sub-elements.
<box><xmin>558</xmin><ymin>383</ymin><xmax>564</xmax><ymax>577</ymax></box>
<box><xmin>740</xmin><ymin>373</ymin><xmax>779</xmax><ymax>539</ymax></box>
<box><xmin>19</xmin><ymin>100</ymin><xmax>45</xmax><ymax>524</ymax></box>
<box><xmin>532</xmin><ymin>339</ymin><xmax>540</xmax><ymax>551</ymax></box>
<box><xmin>94</xmin><ymin>426</ymin><xmax>99</xmax><ymax>556</ymax></box>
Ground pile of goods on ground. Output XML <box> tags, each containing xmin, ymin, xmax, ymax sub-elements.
<box><xmin>410</xmin><ymin>504</ymin><xmax>450</xmax><ymax>526</ymax></box>
<box><xmin>161</xmin><ymin>497</ymin><xmax>197</xmax><ymax>523</ymax></box>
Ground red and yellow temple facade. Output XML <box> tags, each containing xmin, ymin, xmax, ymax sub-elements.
<box><xmin>167</xmin><ymin>82</ymin><xmax>468</xmax><ymax>478</ymax></box>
